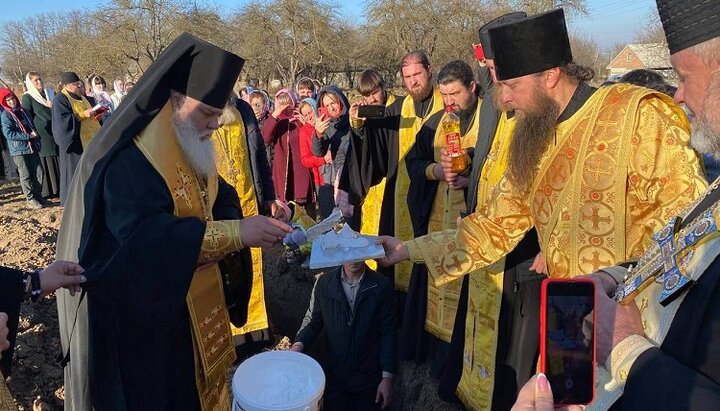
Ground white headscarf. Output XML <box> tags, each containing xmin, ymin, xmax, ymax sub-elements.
<box><xmin>91</xmin><ymin>75</ymin><xmax>114</xmax><ymax>112</ymax></box>
<box><xmin>24</xmin><ymin>72</ymin><xmax>55</xmax><ymax>108</ymax></box>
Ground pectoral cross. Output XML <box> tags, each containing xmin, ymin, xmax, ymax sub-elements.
<box><xmin>615</xmin><ymin>213</ymin><xmax>709</xmax><ymax>306</ymax></box>
<box><xmin>654</xmin><ymin>217</ymin><xmax>694</xmax><ymax>306</ymax></box>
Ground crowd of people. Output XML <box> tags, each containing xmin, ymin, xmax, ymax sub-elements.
<box><xmin>0</xmin><ymin>0</ymin><xmax>719</xmax><ymax>410</ymax></box>
<box><xmin>0</xmin><ymin>72</ymin><xmax>132</xmax><ymax>209</ymax></box>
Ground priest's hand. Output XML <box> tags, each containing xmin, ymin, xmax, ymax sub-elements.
<box><xmin>447</xmin><ymin>174</ymin><xmax>469</xmax><ymax>190</ymax></box>
<box><xmin>39</xmin><ymin>260</ymin><xmax>87</xmax><ymax>297</ymax></box>
<box><xmin>592</xmin><ymin>276</ymin><xmax>644</xmax><ymax>364</ymax></box>
<box><xmin>0</xmin><ymin>313</ymin><xmax>9</xmax><ymax>353</ymax></box>
<box><xmin>511</xmin><ymin>374</ymin><xmax>584</xmax><ymax>411</ymax></box>
<box><xmin>440</xmin><ymin>148</ymin><xmax>470</xmax><ymax>185</ymax></box>
<box><xmin>240</xmin><ymin>215</ymin><xmax>293</xmax><ymax>249</ymax></box>
<box><xmin>376</xmin><ymin>236</ymin><xmax>409</xmax><ymax>266</ymax></box>
<box><xmin>376</xmin><ymin>377</ymin><xmax>393</xmax><ymax>409</ymax></box>
<box><xmin>350</xmin><ymin>101</ymin><xmax>365</xmax><ymax>121</ymax></box>
<box><xmin>529</xmin><ymin>252</ymin><xmax>548</xmax><ymax>275</ymax></box>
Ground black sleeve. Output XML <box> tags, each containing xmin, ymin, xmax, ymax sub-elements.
<box><xmin>477</xmin><ymin>66</ymin><xmax>494</xmax><ymax>97</ymax></box>
<box><xmin>295</xmin><ymin>278</ymin><xmax>324</xmax><ymax>349</ymax></box>
<box><xmin>343</xmin><ymin>98</ymin><xmax>403</xmax><ymax>206</ymax></box>
<box><xmin>378</xmin><ymin>278</ymin><xmax>397</xmax><ymax>375</ymax></box>
<box><xmin>51</xmin><ymin>94</ymin><xmax>83</xmax><ymax>155</ymax></box>
<box><xmin>620</xmin><ymin>347</ymin><xmax>720</xmax><ymax>410</ymax></box>
<box><xmin>80</xmin><ymin>145</ymin><xmax>205</xmax><ymax>328</ymax></box>
<box><xmin>235</xmin><ymin>98</ymin><xmax>275</xmax><ymax>208</ymax></box>
<box><xmin>213</xmin><ymin>176</ymin><xmax>242</xmax><ymax>220</ymax></box>
<box><xmin>311</xmin><ymin>129</ymin><xmax>330</xmax><ymax>157</ymax></box>
<box><xmin>406</xmin><ymin>114</ymin><xmax>441</xmax><ymax>236</ymax></box>
<box><xmin>405</xmin><ymin>116</ymin><xmax>438</xmax><ymax>183</ymax></box>
<box><xmin>0</xmin><ymin>266</ymin><xmax>25</xmax><ymax>377</ymax></box>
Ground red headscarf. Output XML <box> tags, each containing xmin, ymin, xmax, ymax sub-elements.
<box><xmin>0</xmin><ymin>88</ymin><xmax>19</xmax><ymax>111</ymax></box>
<box><xmin>0</xmin><ymin>88</ymin><xmax>34</xmax><ymax>135</ymax></box>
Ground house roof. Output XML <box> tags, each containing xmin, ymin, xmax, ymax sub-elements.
<box><xmin>607</xmin><ymin>43</ymin><xmax>672</xmax><ymax>70</ymax></box>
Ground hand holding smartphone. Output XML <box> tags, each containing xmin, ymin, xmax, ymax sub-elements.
<box><xmin>357</xmin><ymin>104</ymin><xmax>385</xmax><ymax>119</ymax></box>
<box><xmin>540</xmin><ymin>278</ymin><xmax>596</xmax><ymax>406</ymax></box>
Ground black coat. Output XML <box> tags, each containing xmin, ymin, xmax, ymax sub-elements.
<box><xmin>296</xmin><ymin>266</ymin><xmax>397</xmax><ymax>392</ymax></box>
<box><xmin>0</xmin><ymin>266</ymin><xmax>24</xmax><ymax>377</ymax></box>
<box><xmin>614</xmin><ymin>241</ymin><xmax>720</xmax><ymax>410</ymax></box>
<box><xmin>81</xmin><ymin>144</ymin><xmax>251</xmax><ymax>410</ymax></box>
<box><xmin>21</xmin><ymin>93</ymin><xmax>58</xmax><ymax>157</ymax></box>
<box><xmin>51</xmin><ymin>92</ymin><xmax>84</xmax><ymax>205</ymax></box>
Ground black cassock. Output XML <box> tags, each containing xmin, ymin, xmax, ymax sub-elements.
<box><xmin>51</xmin><ymin>92</ymin><xmax>84</xmax><ymax>205</ymax></box>
<box><xmin>339</xmin><ymin>93</ymin><xmax>435</xmax><ymax>324</ymax></box>
<box><xmin>79</xmin><ymin>144</ymin><xmax>251</xmax><ymax>410</ymax></box>
<box><xmin>612</xmin><ymin>187</ymin><xmax>720</xmax><ymax>410</ymax></box>
<box><xmin>0</xmin><ymin>267</ymin><xmax>24</xmax><ymax>377</ymax></box>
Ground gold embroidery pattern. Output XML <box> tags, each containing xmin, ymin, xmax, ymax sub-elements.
<box><xmin>423</xmin><ymin>101</ymin><xmax>480</xmax><ymax>342</ymax></box>
<box><xmin>212</xmin><ymin>117</ymin><xmax>269</xmax><ymax>335</ymax></box>
<box><xmin>173</xmin><ymin>163</ymin><xmax>194</xmax><ymax>210</ymax></box>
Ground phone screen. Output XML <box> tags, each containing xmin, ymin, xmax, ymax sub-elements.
<box><xmin>543</xmin><ymin>281</ymin><xmax>595</xmax><ymax>405</ymax></box>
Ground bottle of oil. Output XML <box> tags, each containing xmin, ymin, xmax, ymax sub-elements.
<box><xmin>442</xmin><ymin>106</ymin><xmax>467</xmax><ymax>173</ymax></box>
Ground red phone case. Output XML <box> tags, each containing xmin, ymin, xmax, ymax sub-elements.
<box><xmin>539</xmin><ymin>277</ymin><xmax>596</xmax><ymax>406</ymax></box>
<box><xmin>318</xmin><ymin>107</ymin><xmax>328</xmax><ymax>118</ymax></box>
<box><xmin>473</xmin><ymin>44</ymin><xmax>485</xmax><ymax>61</ymax></box>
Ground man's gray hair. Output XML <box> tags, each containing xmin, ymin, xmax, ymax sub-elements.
<box><xmin>688</xmin><ymin>37</ymin><xmax>720</xmax><ymax>67</ymax></box>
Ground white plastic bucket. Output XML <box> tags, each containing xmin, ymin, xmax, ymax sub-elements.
<box><xmin>232</xmin><ymin>351</ymin><xmax>325</xmax><ymax>411</ymax></box>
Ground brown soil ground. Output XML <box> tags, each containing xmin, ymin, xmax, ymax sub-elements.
<box><xmin>2</xmin><ymin>179</ymin><xmax>462</xmax><ymax>410</ymax></box>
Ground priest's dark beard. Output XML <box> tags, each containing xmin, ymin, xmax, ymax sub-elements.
<box><xmin>507</xmin><ymin>89</ymin><xmax>560</xmax><ymax>193</ymax></box>
<box><xmin>408</xmin><ymin>81</ymin><xmax>433</xmax><ymax>102</ymax></box>
<box><xmin>173</xmin><ymin>114</ymin><xmax>218</xmax><ymax>179</ymax></box>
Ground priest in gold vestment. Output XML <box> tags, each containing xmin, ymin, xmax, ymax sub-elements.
<box><xmin>338</xmin><ymin>51</ymin><xmax>444</xmax><ymax>301</ymax></box>
<box><xmin>213</xmin><ymin>98</ymin><xmax>278</xmax><ymax>357</ymax></box>
<box><xmin>55</xmin><ymin>33</ymin><xmax>292</xmax><ymax>410</ymax></box>
<box><xmin>401</xmin><ymin>60</ymin><xmax>480</xmax><ymax>369</ymax></box>
<box><xmin>379</xmin><ymin>9</ymin><xmax>708</xmax><ymax>410</ymax></box>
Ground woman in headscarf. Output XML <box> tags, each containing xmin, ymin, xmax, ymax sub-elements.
<box><xmin>21</xmin><ymin>71</ymin><xmax>60</xmax><ymax>199</ymax></box>
<box><xmin>297</xmin><ymin>97</ymin><xmax>333</xmax><ymax>218</ymax></box>
<box><xmin>110</xmin><ymin>79</ymin><xmax>125</xmax><ymax>109</ymax></box>
<box><xmin>239</xmin><ymin>86</ymin><xmax>254</xmax><ymax>103</ymax></box>
<box><xmin>89</xmin><ymin>75</ymin><xmax>114</xmax><ymax>122</ymax></box>
<box><xmin>248</xmin><ymin>90</ymin><xmax>271</xmax><ymax>129</ymax></box>
<box><xmin>261</xmin><ymin>89</ymin><xmax>315</xmax><ymax>218</ymax></box>
<box><xmin>310</xmin><ymin>86</ymin><xmax>351</xmax><ymax>215</ymax></box>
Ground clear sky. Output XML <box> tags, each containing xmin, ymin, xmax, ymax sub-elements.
<box><xmin>1</xmin><ymin>0</ymin><xmax>658</xmax><ymax>51</ymax></box>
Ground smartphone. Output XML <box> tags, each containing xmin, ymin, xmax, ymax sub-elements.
<box><xmin>358</xmin><ymin>104</ymin><xmax>386</xmax><ymax>119</ymax></box>
<box><xmin>540</xmin><ymin>278</ymin><xmax>596</xmax><ymax>406</ymax></box>
<box><xmin>473</xmin><ymin>43</ymin><xmax>485</xmax><ymax>61</ymax></box>
<box><xmin>318</xmin><ymin>107</ymin><xmax>329</xmax><ymax>118</ymax></box>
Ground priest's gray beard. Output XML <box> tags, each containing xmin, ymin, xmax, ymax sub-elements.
<box><xmin>173</xmin><ymin>114</ymin><xmax>218</xmax><ymax>179</ymax></box>
<box><xmin>507</xmin><ymin>87</ymin><xmax>560</xmax><ymax>193</ymax></box>
<box><xmin>688</xmin><ymin>72</ymin><xmax>720</xmax><ymax>160</ymax></box>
